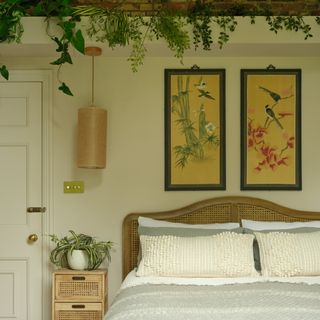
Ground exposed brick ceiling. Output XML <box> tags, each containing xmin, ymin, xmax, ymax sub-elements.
<box><xmin>71</xmin><ymin>1</ymin><xmax>320</xmax><ymax>15</ymax></box>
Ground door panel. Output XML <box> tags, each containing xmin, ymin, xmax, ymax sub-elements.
<box><xmin>0</xmin><ymin>81</ymin><xmax>43</xmax><ymax>320</ymax></box>
<box><xmin>0</xmin><ymin>146</ymin><xmax>27</xmax><ymax>224</ymax></box>
<box><xmin>0</xmin><ymin>97</ymin><xmax>27</xmax><ymax>126</ymax></box>
<box><xmin>0</xmin><ymin>259</ymin><xmax>27</xmax><ymax>319</ymax></box>
<box><xmin>0</xmin><ymin>97</ymin><xmax>28</xmax><ymax>126</ymax></box>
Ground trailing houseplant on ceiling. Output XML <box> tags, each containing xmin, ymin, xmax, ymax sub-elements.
<box><xmin>0</xmin><ymin>0</ymin><xmax>319</xmax><ymax>95</ymax></box>
<box><xmin>49</xmin><ymin>230</ymin><xmax>113</xmax><ymax>270</ymax></box>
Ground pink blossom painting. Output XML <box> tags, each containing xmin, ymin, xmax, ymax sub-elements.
<box><xmin>241</xmin><ymin>69</ymin><xmax>301</xmax><ymax>190</ymax></box>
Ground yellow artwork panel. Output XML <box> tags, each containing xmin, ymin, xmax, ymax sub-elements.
<box><xmin>241</xmin><ymin>69</ymin><xmax>301</xmax><ymax>190</ymax></box>
<box><xmin>165</xmin><ymin>69</ymin><xmax>225</xmax><ymax>190</ymax></box>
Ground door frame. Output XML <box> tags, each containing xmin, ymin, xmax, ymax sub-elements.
<box><xmin>5</xmin><ymin>70</ymin><xmax>53</xmax><ymax>320</ymax></box>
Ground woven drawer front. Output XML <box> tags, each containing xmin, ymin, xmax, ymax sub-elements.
<box><xmin>55</xmin><ymin>275</ymin><xmax>103</xmax><ymax>300</ymax></box>
<box><xmin>55</xmin><ymin>303</ymin><xmax>102</xmax><ymax>320</ymax></box>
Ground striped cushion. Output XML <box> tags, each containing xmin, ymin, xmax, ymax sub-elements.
<box><xmin>136</xmin><ymin>232</ymin><xmax>258</xmax><ymax>277</ymax></box>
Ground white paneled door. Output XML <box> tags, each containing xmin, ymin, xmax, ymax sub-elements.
<box><xmin>0</xmin><ymin>75</ymin><xmax>49</xmax><ymax>320</ymax></box>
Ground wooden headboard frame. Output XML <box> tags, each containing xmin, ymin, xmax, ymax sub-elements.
<box><xmin>122</xmin><ymin>196</ymin><xmax>320</xmax><ymax>279</ymax></box>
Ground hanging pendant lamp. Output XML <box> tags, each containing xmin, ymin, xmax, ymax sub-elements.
<box><xmin>77</xmin><ymin>47</ymin><xmax>107</xmax><ymax>169</ymax></box>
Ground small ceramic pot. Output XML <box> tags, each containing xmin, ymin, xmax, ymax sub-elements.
<box><xmin>67</xmin><ymin>249</ymin><xmax>89</xmax><ymax>270</ymax></box>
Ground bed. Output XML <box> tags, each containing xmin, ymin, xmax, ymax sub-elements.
<box><xmin>107</xmin><ymin>196</ymin><xmax>320</xmax><ymax>320</ymax></box>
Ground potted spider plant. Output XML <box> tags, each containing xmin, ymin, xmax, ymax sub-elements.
<box><xmin>49</xmin><ymin>230</ymin><xmax>113</xmax><ymax>270</ymax></box>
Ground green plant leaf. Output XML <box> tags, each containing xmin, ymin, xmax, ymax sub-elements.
<box><xmin>60</xmin><ymin>20</ymin><xmax>76</xmax><ymax>41</ymax></box>
<box><xmin>0</xmin><ymin>20</ymin><xmax>10</xmax><ymax>42</ymax></box>
<box><xmin>52</xmin><ymin>37</ymin><xmax>65</xmax><ymax>52</ymax></box>
<box><xmin>38</xmin><ymin>0</ymin><xmax>72</xmax><ymax>17</ymax></box>
<box><xmin>33</xmin><ymin>3</ymin><xmax>44</xmax><ymax>16</ymax></box>
<box><xmin>0</xmin><ymin>65</ymin><xmax>9</xmax><ymax>80</ymax></box>
<box><xmin>71</xmin><ymin>29</ymin><xmax>85</xmax><ymax>54</ymax></box>
<box><xmin>187</xmin><ymin>0</ymin><xmax>213</xmax><ymax>50</ymax></box>
<box><xmin>59</xmin><ymin>82</ymin><xmax>73</xmax><ymax>96</ymax></box>
<box><xmin>0</xmin><ymin>0</ymin><xmax>25</xmax><ymax>42</ymax></box>
<box><xmin>87</xmin><ymin>10</ymin><xmax>131</xmax><ymax>48</ymax></box>
<box><xmin>63</xmin><ymin>51</ymin><xmax>73</xmax><ymax>64</ymax></box>
<box><xmin>150</xmin><ymin>12</ymin><xmax>190</xmax><ymax>60</ymax></box>
<box><xmin>50</xmin><ymin>51</ymin><xmax>72</xmax><ymax>65</ymax></box>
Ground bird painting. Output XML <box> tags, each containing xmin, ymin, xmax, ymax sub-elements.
<box><xmin>198</xmin><ymin>89</ymin><xmax>215</xmax><ymax>100</ymax></box>
<box><xmin>259</xmin><ymin>86</ymin><xmax>281</xmax><ymax>102</ymax></box>
<box><xmin>264</xmin><ymin>105</ymin><xmax>283</xmax><ymax>130</ymax></box>
<box><xmin>194</xmin><ymin>77</ymin><xmax>206</xmax><ymax>91</ymax></box>
<box><xmin>194</xmin><ymin>77</ymin><xmax>215</xmax><ymax>100</ymax></box>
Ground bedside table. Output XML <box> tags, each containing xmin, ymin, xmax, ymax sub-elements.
<box><xmin>52</xmin><ymin>269</ymin><xmax>108</xmax><ymax>320</ymax></box>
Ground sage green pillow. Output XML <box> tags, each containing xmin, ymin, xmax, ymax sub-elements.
<box><xmin>244</xmin><ymin>227</ymin><xmax>320</xmax><ymax>272</ymax></box>
<box><xmin>138</xmin><ymin>226</ymin><xmax>243</xmax><ymax>237</ymax></box>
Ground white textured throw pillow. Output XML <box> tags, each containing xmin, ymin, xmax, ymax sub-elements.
<box><xmin>136</xmin><ymin>232</ymin><xmax>258</xmax><ymax>277</ymax></box>
<box><xmin>255</xmin><ymin>231</ymin><xmax>320</xmax><ymax>277</ymax></box>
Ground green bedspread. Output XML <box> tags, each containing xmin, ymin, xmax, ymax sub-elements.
<box><xmin>106</xmin><ymin>282</ymin><xmax>320</xmax><ymax>320</ymax></box>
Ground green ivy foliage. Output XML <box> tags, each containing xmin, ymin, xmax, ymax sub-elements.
<box><xmin>0</xmin><ymin>0</ymin><xmax>25</xmax><ymax>43</ymax></box>
<box><xmin>187</xmin><ymin>0</ymin><xmax>213</xmax><ymax>50</ymax></box>
<box><xmin>150</xmin><ymin>11</ymin><xmax>190</xmax><ymax>60</ymax></box>
<box><xmin>0</xmin><ymin>0</ymin><xmax>319</xmax><ymax>95</ymax></box>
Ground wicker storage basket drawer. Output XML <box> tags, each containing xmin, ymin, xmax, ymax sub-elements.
<box><xmin>55</xmin><ymin>274</ymin><xmax>104</xmax><ymax>301</ymax></box>
<box><xmin>54</xmin><ymin>302</ymin><xmax>102</xmax><ymax>320</ymax></box>
<box><xmin>53</xmin><ymin>270</ymin><xmax>107</xmax><ymax>320</ymax></box>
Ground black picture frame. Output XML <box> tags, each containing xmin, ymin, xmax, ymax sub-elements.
<box><xmin>240</xmin><ymin>68</ymin><xmax>302</xmax><ymax>190</ymax></box>
<box><xmin>165</xmin><ymin>68</ymin><xmax>226</xmax><ymax>191</ymax></box>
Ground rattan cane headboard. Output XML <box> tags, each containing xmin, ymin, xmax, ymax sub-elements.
<box><xmin>122</xmin><ymin>196</ymin><xmax>320</xmax><ymax>279</ymax></box>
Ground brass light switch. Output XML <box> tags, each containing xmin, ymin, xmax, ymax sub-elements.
<box><xmin>64</xmin><ymin>181</ymin><xmax>84</xmax><ymax>193</ymax></box>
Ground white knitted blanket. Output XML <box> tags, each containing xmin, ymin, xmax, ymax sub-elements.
<box><xmin>106</xmin><ymin>282</ymin><xmax>320</xmax><ymax>320</ymax></box>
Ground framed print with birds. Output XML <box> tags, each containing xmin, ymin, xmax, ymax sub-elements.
<box><xmin>164</xmin><ymin>67</ymin><xmax>226</xmax><ymax>191</ymax></box>
<box><xmin>240</xmin><ymin>68</ymin><xmax>301</xmax><ymax>190</ymax></box>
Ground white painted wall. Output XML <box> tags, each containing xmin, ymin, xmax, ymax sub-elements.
<box><xmin>2</xmin><ymin>23</ymin><xmax>320</xmax><ymax>304</ymax></box>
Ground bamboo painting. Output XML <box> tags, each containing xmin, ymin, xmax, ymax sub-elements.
<box><xmin>165</xmin><ymin>68</ymin><xmax>225</xmax><ymax>191</ymax></box>
<box><xmin>241</xmin><ymin>68</ymin><xmax>301</xmax><ymax>190</ymax></box>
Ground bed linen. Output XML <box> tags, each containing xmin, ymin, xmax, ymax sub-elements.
<box><xmin>106</xmin><ymin>271</ymin><xmax>320</xmax><ymax>320</ymax></box>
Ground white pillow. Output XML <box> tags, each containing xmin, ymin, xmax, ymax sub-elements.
<box><xmin>138</xmin><ymin>216</ymin><xmax>239</xmax><ymax>229</ymax></box>
<box><xmin>242</xmin><ymin>219</ymin><xmax>320</xmax><ymax>231</ymax></box>
<box><xmin>136</xmin><ymin>232</ymin><xmax>258</xmax><ymax>278</ymax></box>
<box><xmin>255</xmin><ymin>231</ymin><xmax>320</xmax><ymax>277</ymax></box>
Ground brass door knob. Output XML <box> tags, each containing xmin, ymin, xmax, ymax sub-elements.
<box><xmin>28</xmin><ymin>234</ymin><xmax>38</xmax><ymax>242</ymax></box>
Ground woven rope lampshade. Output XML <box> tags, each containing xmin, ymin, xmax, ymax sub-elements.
<box><xmin>77</xmin><ymin>47</ymin><xmax>107</xmax><ymax>169</ymax></box>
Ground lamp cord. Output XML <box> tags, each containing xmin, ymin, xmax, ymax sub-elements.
<box><xmin>91</xmin><ymin>55</ymin><xmax>95</xmax><ymax>106</ymax></box>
